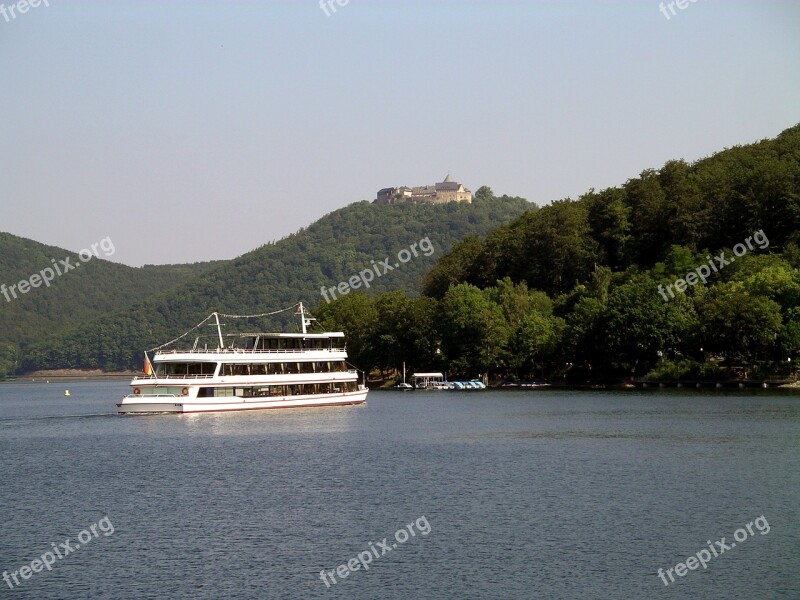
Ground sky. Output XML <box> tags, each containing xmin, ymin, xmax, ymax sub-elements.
<box><xmin>1</xmin><ymin>0</ymin><xmax>798</xmax><ymax>267</ymax></box>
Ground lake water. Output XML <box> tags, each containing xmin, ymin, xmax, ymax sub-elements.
<box><xmin>1</xmin><ymin>381</ymin><xmax>798</xmax><ymax>599</ymax></box>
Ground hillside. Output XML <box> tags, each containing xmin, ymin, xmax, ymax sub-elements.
<box><xmin>423</xmin><ymin>124</ymin><xmax>800</xmax><ymax>297</ymax></box>
<box><xmin>16</xmin><ymin>193</ymin><xmax>531</xmax><ymax>373</ymax></box>
<box><xmin>316</xmin><ymin>124</ymin><xmax>800</xmax><ymax>382</ymax></box>
<box><xmin>0</xmin><ymin>233</ymin><xmax>221</xmax><ymax>376</ymax></box>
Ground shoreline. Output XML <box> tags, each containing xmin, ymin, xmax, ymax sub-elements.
<box><xmin>2</xmin><ymin>369</ymin><xmax>138</xmax><ymax>382</ymax></box>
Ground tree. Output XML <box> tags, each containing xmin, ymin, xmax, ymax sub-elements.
<box><xmin>509</xmin><ymin>309</ymin><xmax>563</xmax><ymax>378</ymax></box>
<box><xmin>599</xmin><ymin>277</ymin><xmax>698</xmax><ymax>376</ymax></box>
<box><xmin>441</xmin><ymin>284</ymin><xmax>510</xmax><ymax>376</ymax></box>
<box><xmin>584</xmin><ymin>187</ymin><xmax>632</xmax><ymax>268</ymax></box>
<box><xmin>475</xmin><ymin>186</ymin><xmax>494</xmax><ymax>202</ymax></box>
<box><xmin>422</xmin><ymin>236</ymin><xmax>485</xmax><ymax>298</ymax></box>
<box><xmin>315</xmin><ymin>293</ymin><xmax>379</xmax><ymax>372</ymax></box>
<box><xmin>501</xmin><ymin>200</ymin><xmax>599</xmax><ymax>295</ymax></box>
<box><xmin>694</xmin><ymin>282</ymin><xmax>782</xmax><ymax>364</ymax></box>
<box><xmin>372</xmin><ymin>293</ymin><xmax>441</xmax><ymax>374</ymax></box>
<box><xmin>0</xmin><ymin>342</ymin><xmax>19</xmax><ymax>378</ymax></box>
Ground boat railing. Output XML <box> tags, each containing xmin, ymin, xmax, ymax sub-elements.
<box><xmin>157</xmin><ymin>348</ymin><xmax>345</xmax><ymax>355</ymax></box>
<box><xmin>132</xmin><ymin>372</ymin><xmax>357</xmax><ymax>381</ymax></box>
<box><xmin>132</xmin><ymin>374</ymin><xmax>215</xmax><ymax>381</ymax></box>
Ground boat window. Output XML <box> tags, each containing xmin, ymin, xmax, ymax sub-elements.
<box><xmin>258</xmin><ymin>338</ymin><xmax>279</xmax><ymax>351</ymax></box>
<box><xmin>162</xmin><ymin>362</ymin><xmax>217</xmax><ymax>376</ymax></box>
<box><xmin>205</xmin><ymin>381</ymin><xmax>359</xmax><ymax>398</ymax></box>
<box><xmin>220</xmin><ymin>364</ymin><xmax>255</xmax><ymax>376</ymax></box>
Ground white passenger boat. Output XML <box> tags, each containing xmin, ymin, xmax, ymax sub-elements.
<box><xmin>117</xmin><ymin>303</ymin><xmax>367</xmax><ymax>414</ymax></box>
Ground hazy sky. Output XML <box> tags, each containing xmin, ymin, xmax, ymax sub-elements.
<box><xmin>1</xmin><ymin>0</ymin><xmax>798</xmax><ymax>266</ymax></box>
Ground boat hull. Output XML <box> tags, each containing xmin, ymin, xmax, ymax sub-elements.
<box><xmin>117</xmin><ymin>389</ymin><xmax>367</xmax><ymax>415</ymax></box>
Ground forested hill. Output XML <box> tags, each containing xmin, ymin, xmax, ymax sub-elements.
<box><xmin>0</xmin><ymin>233</ymin><xmax>221</xmax><ymax>376</ymax></box>
<box><xmin>15</xmin><ymin>194</ymin><xmax>531</xmax><ymax>374</ymax></box>
<box><xmin>424</xmin><ymin>124</ymin><xmax>800</xmax><ymax>298</ymax></box>
<box><xmin>316</xmin><ymin>124</ymin><xmax>800</xmax><ymax>383</ymax></box>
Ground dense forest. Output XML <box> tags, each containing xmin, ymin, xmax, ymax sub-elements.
<box><xmin>316</xmin><ymin>124</ymin><xmax>800</xmax><ymax>383</ymax></box>
<box><xmin>0</xmin><ymin>233</ymin><xmax>221</xmax><ymax>376</ymax></box>
<box><xmin>6</xmin><ymin>195</ymin><xmax>530</xmax><ymax>375</ymax></box>
<box><xmin>7</xmin><ymin>124</ymin><xmax>800</xmax><ymax>382</ymax></box>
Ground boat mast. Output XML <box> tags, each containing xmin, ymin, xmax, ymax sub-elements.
<box><xmin>298</xmin><ymin>302</ymin><xmax>307</xmax><ymax>334</ymax></box>
<box><xmin>213</xmin><ymin>312</ymin><xmax>224</xmax><ymax>349</ymax></box>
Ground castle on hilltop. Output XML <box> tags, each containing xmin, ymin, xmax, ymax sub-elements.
<box><xmin>374</xmin><ymin>174</ymin><xmax>472</xmax><ymax>205</ymax></box>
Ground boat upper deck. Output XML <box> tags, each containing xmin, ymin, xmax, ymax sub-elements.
<box><xmin>146</xmin><ymin>304</ymin><xmax>348</xmax><ymax>362</ymax></box>
<box><xmin>156</xmin><ymin>331</ymin><xmax>348</xmax><ymax>359</ymax></box>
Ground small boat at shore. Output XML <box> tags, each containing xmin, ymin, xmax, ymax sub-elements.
<box><xmin>395</xmin><ymin>362</ymin><xmax>413</xmax><ymax>390</ymax></box>
<box><xmin>452</xmin><ymin>380</ymin><xmax>486</xmax><ymax>390</ymax></box>
<box><xmin>117</xmin><ymin>303</ymin><xmax>367</xmax><ymax>415</ymax></box>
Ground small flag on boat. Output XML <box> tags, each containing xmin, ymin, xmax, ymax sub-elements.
<box><xmin>143</xmin><ymin>353</ymin><xmax>153</xmax><ymax>376</ymax></box>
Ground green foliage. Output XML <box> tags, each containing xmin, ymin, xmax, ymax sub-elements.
<box><xmin>644</xmin><ymin>359</ymin><xmax>699</xmax><ymax>381</ymax></box>
<box><xmin>598</xmin><ymin>276</ymin><xmax>698</xmax><ymax>376</ymax></box>
<box><xmin>421</xmin><ymin>236</ymin><xmax>485</xmax><ymax>299</ymax></box>
<box><xmin>323</xmin><ymin>124</ymin><xmax>800</xmax><ymax>382</ymax></box>
<box><xmin>316</xmin><ymin>292</ymin><xmax>442</xmax><ymax>376</ymax></box>
<box><xmin>0</xmin><ymin>341</ymin><xmax>19</xmax><ymax>378</ymax></box>
<box><xmin>0</xmin><ymin>232</ymin><xmax>219</xmax><ymax>376</ymax></box>
<box><xmin>315</xmin><ymin>292</ymin><xmax>379</xmax><ymax>372</ymax></box>
<box><xmin>321</xmin><ymin>279</ymin><xmax>564</xmax><ymax>380</ymax></box>
<box><xmin>441</xmin><ymin>284</ymin><xmax>510</xmax><ymax>376</ymax></box>
<box><xmin>694</xmin><ymin>282</ymin><xmax>783</xmax><ymax>363</ymax></box>
<box><xmin>435</xmin><ymin>200</ymin><xmax>598</xmax><ymax>296</ymax></box>
<box><xmin>11</xmin><ymin>124</ymin><xmax>800</xmax><ymax>382</ymax></box>
<box><xmin>474</xmin><ymin>186</ymin><xmax>494</xmax><ymax>202</ymax></box>
<box><xmin>13</xmin><ymin>196</ymin><xmax>530</xmax><ymax>373</ymax></box>
<box><xmin>427</xmin><ymin>124</ymin><xmax>800</xmax><ymax>294</ymax></box>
